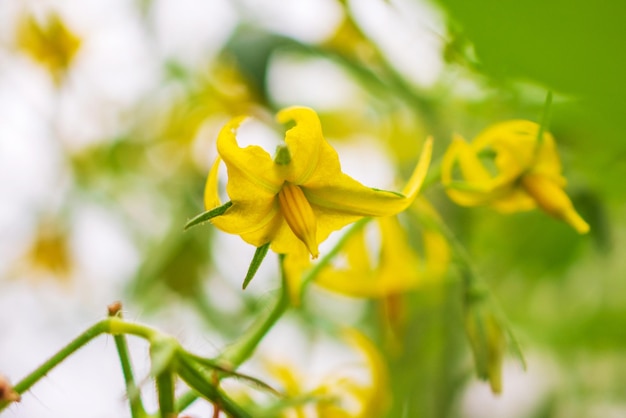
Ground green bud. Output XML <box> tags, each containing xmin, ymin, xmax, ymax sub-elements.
<box><xmin>464</xmin><ymin>300</ymin><xmax>505</xmax><ymax>394</ymax></box>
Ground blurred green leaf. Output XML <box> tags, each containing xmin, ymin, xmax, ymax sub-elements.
<box><xmin>435</xmin><ymin>0</ymin><xmax>626</xmax><ymax>149</ymax></box>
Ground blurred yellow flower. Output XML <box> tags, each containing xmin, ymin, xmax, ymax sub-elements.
<box><xmin>204</xmin><ymin>106</ymin><xmax>432</xmax><ymax>258</ymax></box>
<box><xmin>314</xmin><ymin>201</ymin><xmax>450</xmax><ymax>298</ymax></box>
<box><xmin>11</xmin><ymin>220</ymin><xmax>73</xmax><ymax>284</ymax></box>
<box><xmin>442</xmin><ymin>120</ymin><xmax>589</xmax><ymax>233</ymax></box>
<box><xmin>16</xmin><ymin>12</ymin><xmax>81</xmax><ymax>84</ymax></box>
<box><xmin>263</xmin><ymin>330</ymin><xmax>390</xmax><ymax>418</ymax></box>
<box><xmin>161</xmin><ymin>60</ymin><xmax>259</xmax><ymax>145</ymax></box>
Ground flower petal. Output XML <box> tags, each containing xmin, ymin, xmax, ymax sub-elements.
<box><xmin>302</xmin><ymin>136</ymin><xmax>433</xmax><ymax>225</ymax></box>
<box><xmin>209</xmin><ymin>115</ymin><xmax>287</xmax><ymax>247</ymax></box>
<box><xmin>276</xmin><ymin>106</ymin><xmax>329</xmax><ymax>185</ymax></box>
<box><xmin>402</xmin><ymin>136</ymin><xmax>433</xmax><ymax>199</ymax></box>
<box><xmin>217</xmin><ymin>115</ymin><xmax>284</xmax><ymax>199</ymax></box>
<box><xmin>521</xmin><ymin>174</ymin><xmax>589</xmax><ymax>233</ymax></box>
<box><xmin>442</xmin><ymin>135</ymin><xmax>494</xmax><ymax>205</ymax></box>
<box><xmin>211</xmin><ymin>198</ymin><xmax>283</xmax><ymax>247</ymax></box>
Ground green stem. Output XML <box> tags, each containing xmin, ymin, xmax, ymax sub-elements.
<box><xmin>0</xmin><ymin>317</ymin><xmax>162</xmax><ymax>413</ymax></box>
<box><xmin>218</xmin><ymin>255</ymin><xmax>290</xmax><ymax>367</ymax></box>
<box><xmin>11</xmin><ymin>320</ymin><xmax>109</xmax><ymax>397</ymax></box>
<box><xmin>433</xmin><ymin>217</ymin><xmax>527</xmax><ymax>368</ymax></box>
<box><xmin>109</xmin><ymin>317</ymin><xmax>160</xmax><ymax>340</ymax></box>
<box><xmin>111</xmin><ymin>309</ymin><xmax>146</xmax><ymax>418</ymax></box>
<box><xmin>156</xmin><ymin>371</ymin><xmax>176</xmax><ymax>418</ymax></box>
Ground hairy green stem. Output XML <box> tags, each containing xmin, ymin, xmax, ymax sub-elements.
<box><xmin>10</xmin><ymin>320</ymin><xmax>109</xmax><ymax>398</ymax></box>
<box><xmin>0</xmin><ymin>317</ymin><xmax>162</xmax><ymax>413</ymax></box>
<box><xmin>111</xmin><ymin>308</ymin><xmax>146</xmax><ymax>418</ymax></box>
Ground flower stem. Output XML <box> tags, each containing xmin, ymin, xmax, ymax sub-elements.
<box><xmin>218</xmin><ymin>254</ymin><xmax>290</xmax><ymax>367</ymax></box>
<box><xmin>0</xmin><ymin>317</ymin><xmax>162</xmax><ymax>413</ymax></box>
<box><xmin>156</xmin><ymin>370</ymin><xmax>176</xmax><ymax>418</ymax></box>
<box><xmin>109</xmin><ymin>305</ymin><xmax>146</xmax><ymax>418</ymax></box>
<box><xmin>11</xmin><ymin>320</ymin><xmax>109</xmax><ymax>397</ymax></box>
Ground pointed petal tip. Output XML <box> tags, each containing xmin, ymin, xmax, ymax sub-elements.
<box><xmin>402</xmin><ymin>136</ymin><xmax>434</xmax><ymax>200</ymax></box>
<box><xmin>566</xmin><ymin>210</ymin><xmax>590</xmax><ymax>234</ymax></box>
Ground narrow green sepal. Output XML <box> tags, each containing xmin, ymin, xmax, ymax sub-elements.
<box><xmin>242</xmin><ymin>243</ymin><xmax>270</xmax><ymax>290</ymax></box>
<box><xmin>184</xmin><ymin>201</ymin><xmax>233</xmax><ymax>231</ymax></box>
<box><xmin>187</xmin><ymin>354</ymin><xmax>280</xmax><ymax>396</ymax></box>
<box><xmin>176</xmin><ymin>355</ymin><xmax>252</xmax><ymax>418</ymax></box>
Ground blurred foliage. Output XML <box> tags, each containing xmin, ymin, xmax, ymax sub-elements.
<box><xmin>5</xmin><ymin>0</ymin><xmax>626</xmax><ymax>417</ymax></box>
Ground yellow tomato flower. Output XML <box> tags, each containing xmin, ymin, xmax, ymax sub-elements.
<box><xmin>204</xmin><ymin>106</ymin><xmax>432</xmax><ymax>258</ymax></box>
<box><xmin>16</xmin><ymin>13</ymin><xmax>81</xmax><ymax>84</ymax></box>
<box><xmin>442</xmin><ymin>120</ymin><xmax>589</xmax><ymax>234</ymax></box>
<box><xmin>314</xmin><ymin>200</ymin><xmax>450</xmax><ymax>298</ymax></box>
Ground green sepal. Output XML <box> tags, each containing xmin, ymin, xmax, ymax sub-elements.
<box><xmin>242</xmin><ymin>243</ymin><xmax>270</xmax><ymax>290</ymax></box>
<box><xmin>274</xmin><ymin>145</ymin><xmax>291</xmax><ymax>165</ymax></box>
<box><xmin>186</xmin><ymin>354</ymin><xmax>279</xmax><ymax>396</ymax></box>
<box><xmin>184</xmin><ymin>201</ymin><xmax>233</xmax><ymax>231</ymax></box>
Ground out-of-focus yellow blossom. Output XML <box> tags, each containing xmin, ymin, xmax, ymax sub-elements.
<box><xmin>204</xmin><ymin>106</ymin><xmax>432</xmax><ymax>259</ymax></box>
<box><xmin>442</xmin><ymin>120</ymin><xmax>589</xmax><ymax>234</ymax></box>
<box><xmin>161</xmin><ymin>60</ymin><xmax>259</xmax><ymax>145</ymax></box>
<box><xmin>13</xmin><ymin>221</ymin><xmax>73</xmax><ymax>283</ymax></box>
<box><xmin>263</xmin><ymin>330</ymin><xmax>390</xmax><ymax>417</ymax></box>
<box><xmin>16</xmin><ymin>12</ymin><xmax>81</xmax><ymax>84</ymax></box>
<box><xmin>313</xmin><ymin>201</ymin><xmax>450</xmax><ymax>298</ymax></box>
<box><xmin>322</xmin><ymin>12</ymin><xmax>379</xmax><ymax>66</ymax></box>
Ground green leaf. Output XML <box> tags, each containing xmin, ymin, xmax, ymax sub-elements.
<box><xmin>242</xmin><ymin>243</ymin><xmax>270</xmax><ymax>290</ymax></box>
<box><xmin>434</xmin><ymin>0</ymin><xmax>626</xmax><ymax>147</ymax></box>
<box><xmin>184</xmin><ymin>201</ymin><xmax>232</xmax><ymax>231</ymax></box>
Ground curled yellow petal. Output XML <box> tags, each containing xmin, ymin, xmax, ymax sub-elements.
<box><xmin>276</xmin><ymin>106</ymin><xmax>324</xmax><ymax>185</ymax></box>
<box><xmin>278</xmin><ymin>182</ymin><xmax>319</xmax><ymax>258</ymax></box>
<box><xmin>401</xmin><ymin>136</ymin><xmax>433</xmax><ymax>200</ymax></box>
